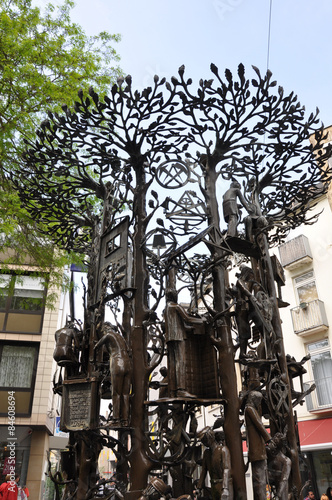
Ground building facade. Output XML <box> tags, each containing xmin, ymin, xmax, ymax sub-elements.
<box><xmin>0</xmin><ymin>262</ymin><xmax>69</xmax><ymax>499</ymax></box>
<box><xmin>275</xmin><ymin>191</ymin><xmax>332</xmax><ymax>498</ymax></box>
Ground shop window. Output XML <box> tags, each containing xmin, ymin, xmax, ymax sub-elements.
<box><xmin>307</xmin><ymin>340</ymin><xmax>332</xmax><ymax>407</ymax></box>
<box><xmin>0</xmin><ymin>342</ymin><xmax>39</xmax><ymax>417</ymax></box>
<box><xmin>0</xmin><ymin>432</ymin><xmax>32</xmax><ymax>485</ymax></box>
<box><xmin>304</xmin><ymin>449</ymin><xmax>332</xmax><ymax>498</ymax></box>
<box><xmin>0</xmin><ymin>274</ymin><xmax>45</xmax><ymax>333</ymax></box>
<box><xmin>294</xmin><ymin>271</ymin><xmax>318</xmax><ymax>306</ymax></box>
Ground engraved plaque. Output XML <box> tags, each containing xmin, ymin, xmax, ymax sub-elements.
<box><xmin>60</xmin><ymin>380</ymin><xmax>97</xmax><ymax>431</ymax></box>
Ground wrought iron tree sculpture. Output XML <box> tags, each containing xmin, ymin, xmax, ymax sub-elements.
<box><xmin>10</xmin><ymin>64</ymin><xmax>330</xmax><ymax>500</ymax></box>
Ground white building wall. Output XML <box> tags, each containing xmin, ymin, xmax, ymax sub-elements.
<box><xmin>272</xmin><ymin>194</ymin><xmax>332</xmax><ymax>422</ymax></box>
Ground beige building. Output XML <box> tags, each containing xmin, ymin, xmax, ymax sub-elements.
<box><xmin>0</xmin><ymin>261</ymin><xmax>69</xmax><ymax>499</ymax></box>
<box><xmin>274</xmin><ymin>189</ymin><xmax>332</xmax><ymax>497</ymax></box>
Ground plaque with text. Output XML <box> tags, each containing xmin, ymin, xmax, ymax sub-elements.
<box><xmin>60</xmin><ymin>380</ymin><xmax>98</xmax><ymax>431</ymax></box>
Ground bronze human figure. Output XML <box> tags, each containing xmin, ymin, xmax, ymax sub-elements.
<box><xmin>138</xmin><ymin>477</ymin><xmax>172</xmax><ymax>500</ymax></box>
<box><xmin>266</xmin><ymin>432</ymin><xmax>291</xmax><ymax>500</ymax></box>
<box><xmin>232</xmin><ymin>265</ymin><xmax>256</xmax><ymax>358</ymax></box>
<box><xmin>94</xmin><ymin>322</ymin><xmax>132</xmax><ymax>426</ymax></box>
<box><xmin>240</xmin><ymin>350</ymin><xmax>262</xmax><ymax>392</ymax></box>
<box><xmin>164</xmin><ymin>287</ymin><xmax>206</xmax><ymax>398</ymax></box>
<box><xmin>235</xmin><ymin>279</ymin><xmax>275</xmax><ymax>360</ymax></box>
<box><xmin>222</xmin><ymin>181</ymin><xmax>251</xmax><ymax>237</ymax></box>
<box><xmin>244</xmin><ymin>391</ymin><xmax>271</xmax><ymax>500</ymax></box>
<box><xmin>253</xmin><ymin>291</ymin><xmax>274</xmax><ymax>359</ymax></box>
<box><xmin>158</xmin><ymin>366</ymin><xmax>169</xmax><ymax>399</ymax></box>
<box><xmin>53</xmin><ymin>321</ymin><xmax>81</xmax><ymax>369</ymax></box>
<box><xmin>196</xmin><ymin>427</ymin><xmax>233</xmax><ymax>500</ymax></box>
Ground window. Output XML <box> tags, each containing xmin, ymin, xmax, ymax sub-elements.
<box><xmin>0</xmin><ymin>274</ymin><xmax>45</xmax><ymax>333</ymax></box>
<box><xmin>294</xmin><ymin>271</ymin><xmax>318</xmax><ymax>305</ymax></box>
<box><xmin>0</xmin><ymin>342</ymin><xmax>39</xmax><ymax>416</ymax></box>
<box><xmin>307</xmin><ymin>339</ymin><xmax>332</xmax><ymax>407</ymax></box>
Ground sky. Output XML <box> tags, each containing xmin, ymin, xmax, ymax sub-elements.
<box><xmin>33</xmin><ymin>0</ymin><xmax>332</xmax><ymax>128</ymax></box>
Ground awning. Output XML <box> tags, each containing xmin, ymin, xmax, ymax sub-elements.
<box><xmin>298</xmin><ymin>417</ymin><xmax>332</xmax><ymax>450</ymax></box>
<box><xmin>241</xmin><ymin>418</ymin><xmax>332</xmax><ymax>453</ymax></box>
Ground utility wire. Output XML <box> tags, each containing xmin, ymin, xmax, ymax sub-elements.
<box><xmin>266</xmin><ymin>0</ymin><xmax>273</xmax><ymax>71</ymax></box>
<box><xmin>262</xmin><ymin>0</ymin><xmax>273</xmax><ymax>162</ymax></box>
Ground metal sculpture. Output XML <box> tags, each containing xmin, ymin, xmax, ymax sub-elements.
<box><xmin>53</xmin><ymin>321</ymin><xmax>82</xmax><ymax>370</ymax></box>
<box><xmin>266</xmin><ymin>432</ymin><xmax>292</xmax><ymax>500</ymax></box>
<box><xmin>197</xmin><ymin>427</ymin><xmax>233</xmax><ymax>500</ymax></box>
<box><xmin>94</xmin><ymin>322</ymin><xmax>132</xmax><ymax>427</ymax></box>
<box><xmin>9</xmin><ymin>63</ymin><xmax>332</xmax><ymax>500</ymax></box>
<box><xmin>164</xmin><ymin>285</ymin><xmax>214</xmax><ymax>399</ymax></box>
<box><xmin>244</xmin><ymin>391</ymin><xmax>271</xmax><ymax>500</ymax></box>
<box><xmin>222</xmin><ymin>181</ymin><xmax>252</xmax><ymax>237</ymax></box>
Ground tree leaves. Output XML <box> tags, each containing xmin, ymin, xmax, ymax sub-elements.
<box><xmin>0</xmin><ymin>0</ymin><xmax>122</xmax><ymax>266</ymax></box>
<box><xmin>0</xmin><ymin>0</ymin><xmax>122</xmax><ymax>171</ymax></box>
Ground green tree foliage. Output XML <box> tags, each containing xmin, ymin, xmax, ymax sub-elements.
<box><xmin>0</xmin><ymin>0</ymin><xmax>121</xmax><ymax>165</ymax></box>
<box><xmin>0</xmin><ymin>0</ymin><xmax>121</xmax><ymax>303</ymax></box>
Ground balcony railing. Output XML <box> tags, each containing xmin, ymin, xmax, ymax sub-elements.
<box><xmin>278</xmin><ymin>235</ymin><xmax>313</xmax><ymax>270</ymax></box>
<box><xmin>304</xmin><ymin>376</ymin><xmax>332</xmax><ymax>411</ymax></box>
<box><xmin>291</xmin><ymin>299</ymin><xmax>329</xmax><ymax>336</ymax></box>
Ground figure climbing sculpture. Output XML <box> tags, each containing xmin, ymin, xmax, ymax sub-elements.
<box><xmin>222</xmin><ymin>180</ymin><xmax>251</xmax><ymax>237</ymax></box>
<box><xmin>94</xmin><ymin>322</ymin><xmax>132</xmax><ymax>426</ymax></box>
